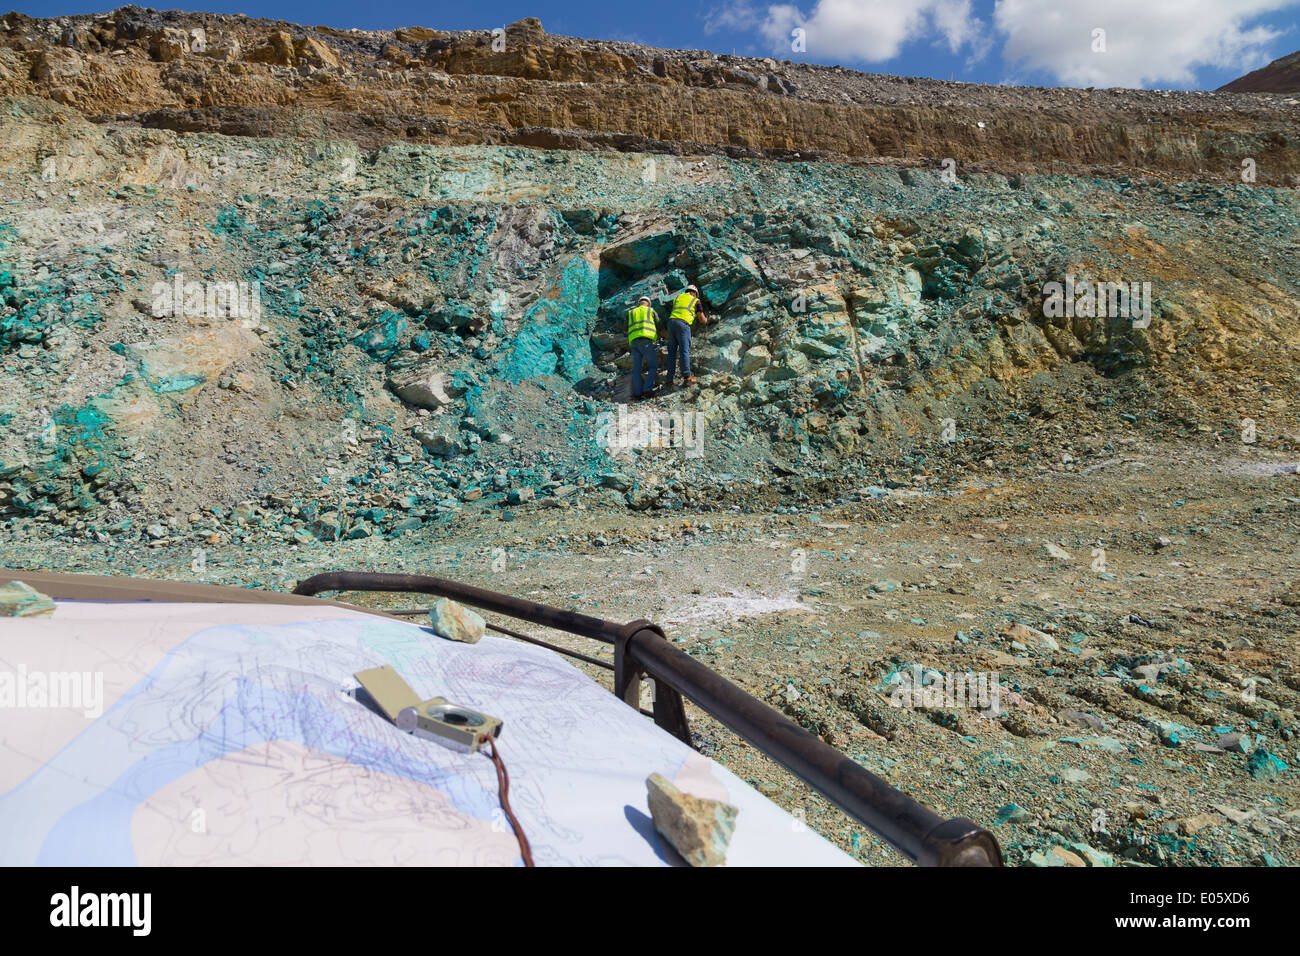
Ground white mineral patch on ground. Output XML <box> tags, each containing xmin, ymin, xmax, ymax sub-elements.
<box><xmin>665</xmin><ymin>590</ymin><xmax>811</xmax><ymax>626</ymax></box>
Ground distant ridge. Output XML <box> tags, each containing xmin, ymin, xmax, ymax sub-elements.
<box><xmin>1219</xmin><ymin>49</ymin><xmax>1300</xmax><ymax>93</ymax></box>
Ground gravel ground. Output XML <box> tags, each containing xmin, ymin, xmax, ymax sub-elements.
<box><xmin>7</xmin><ymin>437</ymin><xmax>1297</xmax><ymax>866</ymax></box>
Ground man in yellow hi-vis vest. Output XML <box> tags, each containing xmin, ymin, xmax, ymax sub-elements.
<box><xmin>666</xmin><ymin>284</ymin><xmax>707</xmax><ymax>388</ymax></box>
<box><xmin>626</xmin><ymin>295</ymin><xmax>660</xmax><ymax>399</ymax></box>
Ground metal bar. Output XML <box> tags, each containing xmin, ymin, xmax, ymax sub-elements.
<box><xmin>483</xmin><ymin>621</ymin><xmax>615</xmax><ymax>672</ymax></box>
<box><xmin>294</xmin><ymin>570</ymin><xmax>1002</xmax><ymax>866</ymax></box>
<box><xmin>616</xmin><ymin>621</ymin><xmax>692</xmax><ymax>745</ymax></box>
<box><xmin>295</xmin><ymin>572</ymin><xmax>621</xmax><ymax>643</ymax></box>
<box><xmin>381</xmin><ymin>607</ymin><xmax>615</xmax><ymax>671</ymax></box>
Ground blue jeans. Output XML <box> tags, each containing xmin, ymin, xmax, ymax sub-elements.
<box><xmin>630</xmin><ymin>337</ymin><xmax>657</xmax><ymax>397</ymax></box>
<box><xmin>667</xmin><ymin>318</ymin><xmax>692</xmax><ymax>381</ymax></box>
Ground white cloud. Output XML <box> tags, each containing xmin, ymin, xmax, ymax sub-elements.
<box><xmin>702</xmin><ymin>1</ymin><xmax>763</xmax><ymax>36</ymax></box>
<box><xmin>736</xmin><ymin>0</ymin><xmax>988</xmax><ymax>63</ymax></box>
<box><xmin>993</xmin><ymin>0</ymin><xmax>1299</xmax><ymax>89</ymax></box>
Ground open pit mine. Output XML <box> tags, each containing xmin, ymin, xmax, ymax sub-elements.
<box><xmin>1</xmin><ymin>8</ymin><xmax>1299</xmax><ymax>868</ymax></box>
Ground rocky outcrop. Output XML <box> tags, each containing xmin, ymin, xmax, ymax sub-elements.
<box><xmin>0</xmin><ymin>9</ymin><xmax>1298</xmax><ymax>544</ymax></box>
<box><xmin>1</xmin><ymin>9</ymin><xmax>1298</xmax><ymax>183</ymax></box>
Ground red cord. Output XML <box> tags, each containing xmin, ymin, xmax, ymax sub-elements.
<box><xmin>481</xmin><ymin>735</ymin><xmax>535</xmax><ymax>867</ymax></box>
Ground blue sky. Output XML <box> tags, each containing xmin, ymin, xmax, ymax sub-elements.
<box><xmin>14</xmin><ymin>1</ymin><xmax>1300</xmax><ymax>89</ymax></box>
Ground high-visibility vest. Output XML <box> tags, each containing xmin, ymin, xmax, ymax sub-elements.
<box><xmin>627</xmin><ymin>304</ymin><xmax>657</xmax><ymax>343</ymax></box>
<box><xmin>669</xmin><ymin>291</ymin><xmax>699</xmax><ymax>325</ymax></box>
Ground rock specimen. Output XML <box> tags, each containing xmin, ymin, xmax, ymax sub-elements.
<box><xmin>0</xmin><ymin>580</ymin><xmax>56</xmax><ymax>617</ymax></box>
<box><xmin>429</xmin><ymin>598</ymin><xmax>486</xmax><ymax>644</ymax></box>
<box><xmin>645</xmin><ymin>772</ymin><xmax>738</xmax><ymax>866</ymax></box>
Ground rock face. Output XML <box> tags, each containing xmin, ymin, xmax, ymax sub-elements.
<box><xmin>645</xmin><ymin>772</ymin><xmax>738</xmax><ymax>866</ymax></box>
<box><xmin>0</xmin><ymin>7</ymin><xmax>1297</xmax><ymax>547</ymax></box>
<box><xmin>0</xmin><ymin>8</ymin><xmax>1298</xmax><ymax>183</ymax></box>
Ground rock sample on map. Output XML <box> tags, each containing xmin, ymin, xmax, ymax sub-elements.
<box><xmin>645</xmin><ymin>772</ymin><xmax>738</xmax><ymax>866</ymax></box>
<box><xmin>429</xmin><ymin>598</ymin><xmax>486</xmax><ymax>644</ymax></box>
<box><xmin>0</xmin><ymin>580</ymin><xmax>56</xmax><ymax>617</ymax></box>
